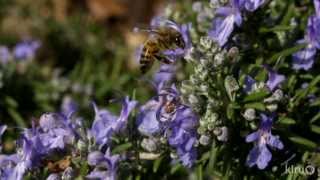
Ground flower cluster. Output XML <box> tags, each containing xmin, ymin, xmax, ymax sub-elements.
<box><xmin>209</xmin><ymin>0</ymin><xmax>266</xmax><ymax>47</ymax></box>
<box><xmin>0</xmin><ymin>40</ymin><xmax>41</xmax><ymax>64</ymax></box>
<box><xmin>137</xmin><ymin>85</ymin><xmax>199</xmax><ymax>167</ymax></box>
<box><xmin>292</xmin><ymin>0</ymin><xmax>320</xmax><ymax>70</ymax></box>
<box><xmin>0</xmin><ymin>96</ymin><xmax>137</xmax><ymax>180</ymax></box>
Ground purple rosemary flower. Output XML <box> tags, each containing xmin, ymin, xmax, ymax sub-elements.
<box><xmin>314</xmin><ymin>0</ymin><xmax>320</xmax><ymax>17</ymax></box>
<box><xmin>208</xmin><ymin>0</ymin><xmax>243</xmax><ymax>46</ymax></box>
<box><xmin>0</xmin><ymin>154</ymin><xmax>20</xmax><ymax>179</ymax></box>
<box><xmin>167</xmin><ymin>106</ymin><xmax>198</xmax><ymax>167</ymax></box>
<box><xmin>246</xmin><ymin>113</ymin><xmax>283</xmax><ymax>169</ymax></box>
<box><xmin>38</xmin><ymin>113</ymin><xmax>77</xmax><ymax>150</ymax></box>
<box><xmin>5</xmin><ymin>132</ymin><xmax>46</xmax><ymax>180</ymax></box>
<box><xmin>292</xmin><ymin>40</ymin><xmax>317</xmax><ymax>70</ymax></box>
<box><xmin>137</xmin><ymin>85</ymin><xmax>199</xmax><ymax>167</ymax></box>
<box><xmin>244</xmin><ymin>0</ymin><xmax>265</xmax><ymax>12</ymax></box>
<box><xmin>13</xmin><ymin>40</ymin><xmax>41</xmax><ymax>60</ymax></box>
<box><xmin>0</xmin><ymin>46</ymin><xmax>10</xmax><ymax>64</ymax></box>
<box><xmin>306</xmin><ymin>15</ymin><xmax>320</xmax><ymax>49</ymax></box>
<box><xmin>137</xmin><ymin>99</ymin><xmax>161</xmax><ymax>136</ymax></box>
<box><xmin>243</xmin><ymin>75</ymin><xmax>256</xmax><ymax>93</ymax></box>
<box><xmin>265</xmin><ymin>67</ymin><xmax>285</xmax><ymax>91</ymax></box>
<box><xmin>151</xmin><ymin>17</ymin><xmax>192</xmax><ymax>62</ymax></box>
<box><xmin>61</xmin><ymin>96</ymin><xmax>78</xmax><ymax>117</ymax></box>
<box><xmin>87</xmin><ymin>148</ymin><xmax>120</xmax><ymax>180</ymax></box>
<box><xmin>153</xmin><ymin>64</ymin><xmax>176</xmax><ymax>90</ymax></box>
<box><xmin>91</xmin><ymin>97</ymin><xmax>137</xmax><ymax>148</ymax></box>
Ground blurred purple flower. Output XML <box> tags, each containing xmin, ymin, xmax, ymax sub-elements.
<box><xmin>208</xmin><ymin>0</ymin><xmax>243</xmax><ymax>46</ymax></box>
<box><xmin>91</xmin><ymin>97</ymin><xmax>137</xmax><ymax>148</ymax></box>
<box><xmin>292</xmin><ymin>41</ymin><xmax>317</xmax><ymax>70</ymax></box>
<box><xmin>314</xmin><ymin>0</ymin><xmax>320</xmax><ymax>17</ymax></box>
<box><xmin>87</xmin><ymin>148</ymin><xmax>120</xmax><ymax>180</ymax></box>
<box><xmin>244</xmin><ymin>0</ymin><xmax>265</xmax><ymax>11</ymax></box>
<box><xmin>61</xmin><ymin>96</ymin><xmax>78</xmax><ymax>117</ymax></box>
<box><xmin>38</xmin><ymin>113</ymin><xmax>77</xmax><ymax>150</ymax></box>
<box><xmin>153</xmin><ymin>64</ymin><xmax>176</xmax><ymax>89</ymax></box>
<box><xmin>266</xmin><ymin>68</ymin><xmax>285</xmax><ymax>91</ymax></box>
<box><xmin>246</xmin><ymin>113</ymin><xmax>283</xmax><ymax>169</ymax></box>
<box><xmin>13</xmin><ymin>40</ymin><xmax>41</xmax><ymax>60</ymax></box>
<box><xmin>0</xmin><ymin>154</ymin><xmax>20</xmax><ymax>179</ymax></box>
<box><xmin>0</xmin><ymin>46</ymin><xmax>10</xmax><ymax>64</ymax></box>
<box><xmin>306</xmin><ymin>15</ymin><xmax>320</xmax><ymax>49</ymax></box>
<box><xmin>244</xmin><ymin>75</ymin><xmax>256</xmax><ymax>93</ymax></box>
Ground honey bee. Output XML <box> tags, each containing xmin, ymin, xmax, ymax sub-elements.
<box><xmin>46</xmin><ymin>155</ymin><xmax>71</xmax><ymax>173</ymax></box>
<box><xmin>138</xmin><ymin>25</ymin><xmax>185</xmax><ymax>73</ymax></box>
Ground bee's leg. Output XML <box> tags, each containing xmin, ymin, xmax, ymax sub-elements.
<box><xmin>155</xmin><ymin>54</ymin><xmax>172</xmax><ymax>64</ymax></box>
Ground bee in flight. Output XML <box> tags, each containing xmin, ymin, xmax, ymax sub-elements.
<box><xmin>136</xmin><ymin>21</ymin><xmax>186</xmax><ymax>73</ymax></box>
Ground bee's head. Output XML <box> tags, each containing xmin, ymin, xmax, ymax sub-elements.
<box><xmin>173</xmin><ymin>33</ymin><xmax>185</xmax><ymax>49</ymax></box>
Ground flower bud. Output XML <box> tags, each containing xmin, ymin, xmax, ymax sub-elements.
<box><xmin>266</xmin><ymin>104</ymin><xmax>278</xmax><ymax>112</ymax></box>
<box><xmin>197</xmin><ymin>126</ymin><xmax>206</xmax><ymax>135</ymax></box>
<box><xmin>243</xmin><ymin>108</ymin><xmax>256</xmax><ymax>121</ymax></box>
<box><xmin>200</xmin><ymin>36</ymin><xmax>213</xmax><ymax>50</ymax></box>
<box><xmin>77</xmin><ymin>140</ymin><xmax>87</xmax><ymax>152</ymax></box>
<box><xmin>188</xmin><ymin>94</ymin><xmax>200</xmax><ymax>106</ymax></box>
<box><xmin>214</xmin><ymin>53</ymin><xmax>225</xmax><ymax>67</ymax></box>
<box><xmin>227</xmin><ymin>47</ymin><xmax>239</xmax><ymax>60</ymax></box>
<box><xmin>225</xmin><ymin>76</ymin><xmax>239</xmax><ymax>101</ymax></box>
<box><xmin>199</xmin><ymin>135</ymin><xmax>211</xmax><ymax>145</ymax></box>
<box><xmin>141</xmin><ymin>138</ymin><xmax>158</xmax><ymax>152</ymax></box>
<box><xmin>273</xmin><ymin>89</ymin><xmax>284</xmax><ymax>101</ymax></box>
<box><xmin>217</xmin><ymin>126</ymin><xmax>228</xmax><ymax>142</ymax></box>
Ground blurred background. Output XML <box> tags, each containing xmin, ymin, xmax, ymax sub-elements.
<box><xmin>0</xmin><ymin>0</ymin><xmax>171</xmax><ymax>130</ymax></box>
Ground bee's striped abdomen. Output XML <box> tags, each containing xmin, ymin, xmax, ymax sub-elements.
<box><xmin>140</xmin><ymin>40</ymin><xmax>159</xmax><ymax>73</ymax></box>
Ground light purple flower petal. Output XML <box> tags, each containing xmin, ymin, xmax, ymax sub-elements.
<box><xmin>86</xmin><ymin>170</ymin><xmax>109</xmax><ymax>180</ymax></box>
<box><xmin>245</xmin><ymin>132</ymin><xmax>259</xmax><ymax>142</ymax></box>
<box><xmin>307</xmin><ymin>15</ymin><xmax>320</xmax><ymax>49</ymax></box>
<box><xmin>256</xmin><ymin>145</ymin><xmax>272</xmax><ymax>169</ymax></box>
<box><xmin>114</xmin><ymin>97</ymin><xmax>138</xmax><ymax>132</ymax></box>
<box><xmin>13</xmin><ymin>40</ymin><xmax>41</xmax><ymax>60</ymax></box>
<box><xmin>0</xmin><ymin>46</ymin><xmax>10</xmax><ymax>64</ymax></box>
<box><xmin>244</xmin><ymin>0</ymin><xmax>265</xmax><ymax>12</ymax></box>
<box><xmin>61</xmin><ymin>96</ymin><xmax>78</xmax><ymax>117</ymax></box>
<box><xmin>268</xmin><ymin>135</ymin><xmax>284</xmax><ymax>150</ymax></box>
<box><xmin>137</xmin><ymin>100</ymin><xmax>161</xmax><ymax>136</ymax></box>
<box><xmin>246</xmin><ymin>146</ymin><xmax>260</xmax><ymax>167</ymax></box>
<box><xmin>266</xmin><ymin>68</ymin><xmax>285</xmax><ymax>91</ymax></box>
<box><xmin>87</xmin><ymin>148</ymin><xmax>120</xmax><ymax>180</ymax></box>
<box><xmin>314</xmin><ymin>0</ymin><xmax>320</xmax><ymax>17</ymax></box>
<box><xmin>209</xmin><ymin>16</ymin><xmax>237</xmax><ymax>46</ymax></box>
<box><xmin>292</xmin><ymin>43</ymin><xmax>317</xmax><ymax>70</ymax></box>
<box><xmin>88</xmin><ymin>151</ymin><xmax>105</xmax><ymax>166</ymax></box>
<box><xmin>153</xmin><ymin>64</ymin><xmax>176</xmax><ymax>89</ymax></box>
<box><xmin>244</xmin><ymin>75</ymin><xmax>256</xmax><ymax>93</ymax></box>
